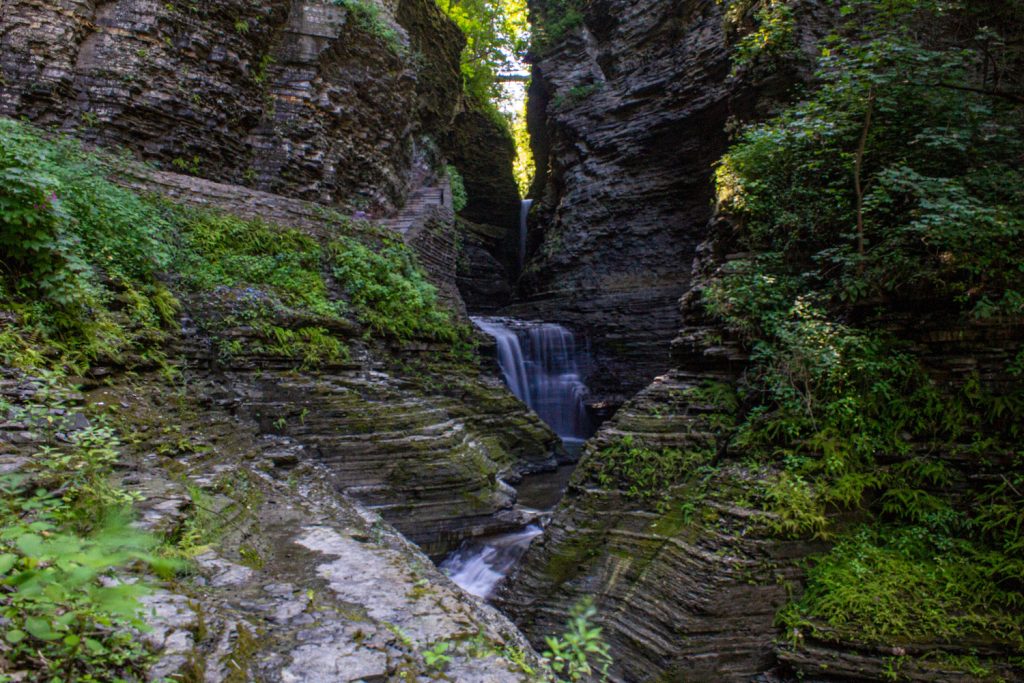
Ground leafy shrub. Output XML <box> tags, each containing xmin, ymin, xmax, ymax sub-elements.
<box><xmin>714</xmin><ymin>2</ymin><xmax>1024</xmax><ymax>316</ymax></box>
<box><xmin>721</xmin><ymin>0</ymin><xmax>798</xmax><ymax>72</ymax></box>
<box><xmin>706</xmin><ymin>0</ymin><xmax>1024</xmax><ymax>656</ymax></box>
<box><xmin>331</xmin><ymin>0</ymin><xmax>403</xmax><ymax>53</ymax></box>
<box><xmin>779</xmin><ymin>525</ymin><xmax>1024</xmax><ymax>648</ymax></box>
<box><xmin>446</xmin><ymin>164</ymin><xmax>468</xmax><ymax>213</ymax></box>
<box><xmin>0</xmin><ymin>120</ymin><xmax>174</xmax><ymax>369</ymax></box>
<box><xmin>543</xmin><ymin>597</ymin><xmax>612</xmax><ymax>682</ymax></box>
<box><xmin>531</xmin><ymin>0</ymin><xmax>584</xmax><ymax>51</ymax></box>
<box><xmin>174</xmin><ymin>210</ymin><xmax>343</xmax><ymax>320</ymax></box>
<box><xmin>329</xmin><ymin>236</ymin><xmax>464</xmax><ymax>342</ymax></box>
<box><xmin>0</xmin><ymin>375</ymin><xmax>177</xmax><ymax>682</ymax></box>
<box><xmin>587</xmin><ymin>435</ymin><xmax>711</xmax><ymax>504</ymax></box>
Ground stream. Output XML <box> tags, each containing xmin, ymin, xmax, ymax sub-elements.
<box><xmin>440</xmin><ymin>314</ymin><xmax>594</xmax><ymax>598</ymax></box>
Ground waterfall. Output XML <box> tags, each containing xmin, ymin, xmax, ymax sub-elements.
<box><xmin>439</xmin><ymin>525</ymin><xmax>543</xmax><ymax>598</ymax></box>
<box><xmin>441</xmin><ymin>317</ymin><xmax>594</xmax><ymax>600</ymax></box>
<box><xmin>472</xmin><ymin>317</ymin><xmax>592</xmax><ymax>442</ymax></box>
<box><xmin>519</xmin><ymin>199</ymin><xmax>533</xmax><ymax>273</ymax></box>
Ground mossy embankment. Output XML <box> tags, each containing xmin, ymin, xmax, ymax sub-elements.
<box><xmin>0</xmin><ymin>117</ymin><xmax>558</xmax><ymax>681</ymax></box>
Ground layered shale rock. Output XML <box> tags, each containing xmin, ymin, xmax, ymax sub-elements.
<box><xmin>441</xmin><ymin>98</ymin><xmax>525</xmax><ymax>314</ymax></box>
<box><xmin>511</xmin><ymin>0</ymin><xmax>825</xmax><ymax>404</ymax></box>
<box><xmin>497</xmin><ymin>369</ymin><xmax>820</xmax><ymax>681</ymax></box>
<box><xmin>126</xmin><ymin>167</ymin><xmax>560</xmax><ymax>556</ymax></box>
<box><xmin>0</xmin><ymin>368</ymin><xmax>547</xmax><ymax>682</ymax></box>
<box><xmin>0</xmin><ymin>0</ymin><xmax>462</xmax><ymax>213</ymax></box>
<box><xmin>456</xmin><ymin>218</ymin><xmax>515</xmax><ymax>313</ymax></box>
<box><xmin>502</xmin><ymin>232</ymin><xmax>1024</xmax><ymax>682</ymax></box>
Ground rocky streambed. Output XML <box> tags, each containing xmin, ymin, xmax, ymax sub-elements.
<box><xmin>439</xmin><ymin>317</ymin><xmax>598</xmax><ymax>601</ymax></box>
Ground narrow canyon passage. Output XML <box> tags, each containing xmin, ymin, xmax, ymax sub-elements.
<box><xmin>441</xmin><ymin>314</ymin><xmax>597</xmax><ymax>598</ymax></box>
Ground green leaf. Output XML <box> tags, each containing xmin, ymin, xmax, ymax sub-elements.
<box><xmin>15</xmin><ymin>532</ymin><xmax>44</xmax><ymax>556</ymax></box>
<box><xmin>84</xmin><ymin>637</ymin><xmax>106</xmax><ymax>654</ymax></box>
<box><xmin>5</xmin><ymin>629</ymin><xmax>26</xmax><ymax>644</ymax></box>
<box><xmin>0</xmin><ymin>553</ymin><xmax>17</xmax><ymax>575</ymax></box>
<box><xmin>25</xmin><ymin>616</ymin><xmax>59</xmax><ymax>641</ymax></box>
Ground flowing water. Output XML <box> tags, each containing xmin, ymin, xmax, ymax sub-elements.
<box><xmin>471</xmin><ymin>317</ymin><xmax>592</xmax><ymax>441</ymax></box>
<box><xmin>440</xmin><ymin>317</ymin><xmax>594</xmax><ymax>598</ymax></box>
<box><xmin>519</xmin><ymin>199</ymin><xmax>533</xmax><ymax>274</ymax></box>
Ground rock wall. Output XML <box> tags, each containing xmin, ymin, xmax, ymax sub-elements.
<box><xmin>502</xmin><ymin>227</ymin><xmax>1024</xmax><ymax>683</ymax></box>
<box><xmin>0</xmin><ymin>0</ymin><xmax>463</xmax><ymax>213</ymax></box>
<box><xmin>126</xmin><ymin>167</ymin><xmax>560</xmax><ymax>557</ymax></box>
<box><xmin>511</xmin><ymin>0</ymin><xmax>822</xmax><ymax>404</ymax></box>
<box><xmin>500</xmin><ymin>1</ymin><xmax>1024</xmax><ymax>681</ymax></box>
<box><xmin>441</xmin><ymin>98</ymin><xmax>525</xmax><ymax>312</ymax></box>
<box><xmin>0</xmin><ymin>366</ymin><xmax>548</xmax><ymax>682</ymax></box>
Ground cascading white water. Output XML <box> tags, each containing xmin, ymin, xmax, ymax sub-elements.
<box><xmin>519</xmin><ymin>199</ymin><xmax>533</xmax><ymax>273</ymax></box>
<box><xmin>440</xmin><ymin>317</ymin><xmax>594</xmax><ymax>599</ymax></box>
<box><xmin>472</xmin><ymin>317</ymin><xmax>592</xmax><ymax>441</ymax></box>
<box><xmin>439</xmin><ymin>525</ymin><xmax>543</xmax><ymax>598</ymax></box>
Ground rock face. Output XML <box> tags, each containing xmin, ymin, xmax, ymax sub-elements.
<box><xmin>0</xmin><ymin>367</ymin><xmax>548</xmax><ymax>682</ymax></box>
<box><xmin>456</xmin><ymin>218</ymin><xmax>516</xmax><ymax>313</ymax></box>
<box><xmin>499</xmin><ymin>2</ymin><xmax>1024</xmax><ymax>681</ymax></box>
<box><xmin>497</xmin><ymin>370</ymin><xmax>821</xmax><ymax>682</ymax></box>
<box><xmin>0</xmin><ymin>0</ymin><xmax>462</xmax><ymax>213</ymax></box>
<box><xmin>441</xmin><ymin>99</ymin><xmax>524</xmax><ymax>314</ymax></box>
<box><xmin>442</xmin><ymin>99</ymin><xmax>522</xmax><ymax>237</ymax></box>
<box><xmin>511</xmin><ymin>0</ymin><xmax>822</xmax><ymax>404</ymax></box>
<box><xmin>122</xmin><ymin>167</ymin><xmax>560</xmax><ymax>557</ymax></box>
<box><xmin>501</xmin><ymin>232</ymin><xmax>1024</xmax><ymax>683</ymax></box>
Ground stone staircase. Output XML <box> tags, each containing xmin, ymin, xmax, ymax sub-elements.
<box><xmin>381</xmin><ymin>184</ymin><xmax>449</xmax><ymax>237</ymax></box>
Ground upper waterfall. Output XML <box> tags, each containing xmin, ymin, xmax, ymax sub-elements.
<box><xmin>519</xmin><ymin>199</ymin><xmax>533</xmax><ymax>274</ymax></box>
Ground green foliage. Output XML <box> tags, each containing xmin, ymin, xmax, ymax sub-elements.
<box><xmin>511</xmin><ymin>102</ymin><xmax>533</xmax><ymax>197</ymax></box>
<box><xmin>0</xmin><ymin>119</ymin><xmax>175</xmax><ymax>370</ymax></box>
<box><xmin>707</xmin><ymin>0</ymin><xmax>1024</xmax><ymax>656</ymax></box>
<box><xmin>587</xmin><ymin>435</ymin><xmax>712</xmax><ymax>507</ymax></box>
<box><xmin>714</xmin><ymin>0</ymin><xmax>1024</xmax><ymax>316</ymax></box>
<box><xmin>552</xmin><ymin>82</ymin><xmax>603</xmax><ymax>109</ymax></box>
<box><xmin>531</xmin><ymin>0</ymin><xmax>584</xmax><ymax>51</ymax></box>
<box><xmin>719</xmin><ymin>0</ymin><xmax>798</xmax><ymax>72</ymax></box>
<box><xmin>438</xmin><ymin>0</ymin><xmax>528</xmax><ymax>102</ymax></box>
<box><xmin>542</xmin><ymin>597</ymin><xmax>612</xmax><ymax>682</ymax></box>
<box><xmin>421</xmin><ymin>640</ymin><xmax>453</xmax><ymax>670</ymax></box>
<box><xmin>332</xmin><ymin>0</ymin><xmax>403</xmax><ymax>53</ymax></box>
<box><xmin>174</xmin><ymin>210</ymin><xmax>343</xmax><ymax>320</ymax></box>
<box><xmin>761</xmin><ymin>471</ymin><xmax>828</xmax><ymax>539</ymax></box>
<box><xmin>0</xmin><ymin>374</ymin><xmax>178</xmax><ymax>682</ymax></box>
<box><xmin>779</xmin><ymin>525</ymin><xmax>1024</xmax><ymax>649</ymax></box>
<box><xmin>445</xmin><ymin>164</ymin><xmax>469</xmax><ymax>213</ymax></box>
<box><xmin>329</xmin><ymin>236</ymin><xmax>465</xmax><ymax>343</ymax></box>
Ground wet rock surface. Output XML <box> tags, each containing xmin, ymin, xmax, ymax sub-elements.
<box><xmin>498</xmin><ymin>369</ymin><xmax>815</xmax><ymax>682</ymax></box>
<box><xmin>104</xmin><ymin>373</ymin><xmax>544</xmax><ymax>682</ymax></box>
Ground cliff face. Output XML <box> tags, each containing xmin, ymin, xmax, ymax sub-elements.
<box><xmin>502</xmin><ymin>244</ymin><xmax>1024</xmax><ymax>681</ymax></box>
<box><xmin>508</xmin><ymin>0</ymin><xmax>735</xmax><ymax>402</ymax></box>
<box><xmin>0</xmin><ymin>0</ymin><xmax>463</xmax><ymax>213</ymax></box>
<box><xmin>127</xmin><ymin>168</ymin><xmax>560</xmax><ymax>557</ymax></box>
<box><xmin>501</xmin><ymin>2</ymin><xmax>1024</xmax><ymax>680</ymax></box>
<box><xmin>511</xmin><ymin>0</ymin><xmax>824</xmax><ymax>403</ymax></box>
<box><xmin>0</xmin><ymin>2</ymin><xmax>561</xmax><ymax>677</ymax></box>
<box><xmin>443</xmin><ymin>100</ymin><xmax>523</xmax><ymax>312</ymax></box>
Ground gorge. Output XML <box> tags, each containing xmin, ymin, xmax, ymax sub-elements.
<box><xmin>0</xmin><ymin>0</ymin><xmax>1022</xmax><ymax>682</ymax></box>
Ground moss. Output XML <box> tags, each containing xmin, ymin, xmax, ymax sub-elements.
<box><xmin>222</xmin><ymin>623</ymin><xmax>262</xmax><ymax>683</ymax></box>
<box><xmin>778</xmin><ymin>525</ymin><xmax>1024</xmax><ymax>653</ymax></box>
<box><xmin>544</xmin><ymin>525</ymin><xmax>609</xmax><ymax>586</ymax></box>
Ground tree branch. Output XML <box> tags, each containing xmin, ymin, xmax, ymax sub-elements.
<box><xmin>854</xmin><ymin>85</ymin><xmax>876</xmax><ymax>273</ymax></box>
<box><xmin>907</xmin><ymin>80</ymin><xmax>1024</xmax><ymax>104</ymax></box>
